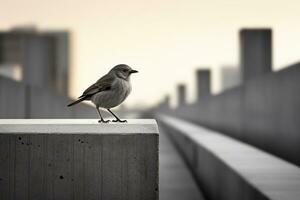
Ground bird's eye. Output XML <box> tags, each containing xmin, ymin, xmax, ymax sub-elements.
<box><xmin>123</xmin><ymin>69</ymin><xmax>128</xmax><ymax>72</ymax></box>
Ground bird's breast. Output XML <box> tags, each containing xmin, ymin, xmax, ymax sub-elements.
<box><xmin>115</xmin><ymin>79</ymin><xmax>131</xmax><ymax>100</ymax></box>
<box><xmin>92</xmin><ymin>79</ymin><xmax>131</xmax><ymax>108</ymax></box>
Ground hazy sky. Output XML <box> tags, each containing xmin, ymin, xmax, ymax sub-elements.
<box><xmin>0</xmin><ymin>0</ymin><xmax>299</xmax><ymax>107</ymax></box>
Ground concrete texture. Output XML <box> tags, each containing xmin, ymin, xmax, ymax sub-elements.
<box><xmin>160</xmin><ymin>115</ymin><xmax>300</xmax><ymax>200</ymax></box>
<box><xmin>172</xmin><ymin>63</ymin><xmax>300</xmax><ymax>166</ymax></box>
<box><xmin>240</xmin><ymin>29</ymin><xmax>272</xmax><ymax>81</ymax></box>
<box><xmin>0</xmin><ymin>119</ymin><xmax>159</xmax><ymax>200</ymax></box>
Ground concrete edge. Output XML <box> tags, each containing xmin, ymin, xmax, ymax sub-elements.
<box><xmin>0</xmin><ymin>119</ymin><xmax>159</xmax><ymax>134</ymax></box>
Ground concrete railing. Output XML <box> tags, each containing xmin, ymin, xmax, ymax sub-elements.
<box><xmin>167</xmin><ymin>63</ymin><xmax>300</xmax><ymax>166</ymax></box>
<box><xmin>159</xmin><ymin>114</ymin><xmax>300</xmax><ymax>200</ymax></box>
<box><xmin>0</xmin><ymin>119</ymin><xmax>159</xmax><ymax>200</ymax></box>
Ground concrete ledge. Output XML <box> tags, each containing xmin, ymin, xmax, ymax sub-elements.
<box><xmin>0</xmin><ymin>119</ymin><xmax>158</xmax><ymax>134</ymax></box>
<box><xmin>0</xmin><ymin>119</ymin><xmax>159</xmax><ymax>200</ymax></box>
<box><xmin>159</xmin><ymin>114</ymin><xmax>300</xmax><ymax>200</ymax></box>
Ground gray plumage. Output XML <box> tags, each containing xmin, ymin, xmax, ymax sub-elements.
<box><xmin>67</xmin><ymin>64</ymin><xmax>138</xmax><ymax>123</ymax></box>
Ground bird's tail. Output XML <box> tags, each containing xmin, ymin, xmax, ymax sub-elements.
<box><xmin>67</xmin><ymin>97</ymin><xmax>86</xmax><ymax>107</ymax></box>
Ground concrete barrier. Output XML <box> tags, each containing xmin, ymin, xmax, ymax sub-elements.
<box><xmin>171</xmin><ymin>63</ymin><xmax>300</xmax><ymax>166</ymax></box>
<box><xmin>0</xmin><ymin>76</ymin><xmax>26</xmax><ymax>118</ymax></box>
<box><xmin>159</xmin><ymin>115</ymin><xmax>300</xmax><ymax>200</ymax></box>
<box><xmin>0</xmin><ymin>76</ymin><xmax>103</xmax><ymax>119</ymax></box>
<box><xmin>0</xmin><ymin>119</ymin><xmax>159</xmax><ymax>200</ymax></box>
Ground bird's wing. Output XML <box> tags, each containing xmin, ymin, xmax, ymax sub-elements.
<box><xmin>79</xmin><ymin>74</ymin><xmax>115</xmax><ymax>98</ymax></box>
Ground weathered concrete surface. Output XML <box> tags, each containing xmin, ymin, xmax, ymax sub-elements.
<box><xmin>159</xmin><ymin>115</ymin><xmax>300</xmax><ymax>200</ymax></box>
<box><xmin>0</xmin><ymin>119</ymin><xmax>159</xmax><ymax>200</ymax></box>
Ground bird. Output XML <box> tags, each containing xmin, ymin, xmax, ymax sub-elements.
<box><xmin>67</xmin><ymin>64</ymin><xmax>138</xmax><ymax>123</ymax></box>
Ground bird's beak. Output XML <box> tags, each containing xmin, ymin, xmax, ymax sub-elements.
<box><xmin>130</xmin><ymin>69</ymin><xmax>138</xmax><ymax>74</ymax></box>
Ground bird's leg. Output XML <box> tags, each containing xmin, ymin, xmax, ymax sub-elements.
<box><xmin>96</xmin><ymin>107</ymin><xmax>110</xmax><ymax>123</ymax></box>
<box><xmin>107</xmin><ymin>109</ymin><xmax>127</xmax><ymax>123</ymax></box>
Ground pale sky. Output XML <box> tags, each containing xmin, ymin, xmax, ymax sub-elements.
<box><xmin>0</xmin><ymin>0</ymin><xmax>299</xmax><ymax>108</ymax></box>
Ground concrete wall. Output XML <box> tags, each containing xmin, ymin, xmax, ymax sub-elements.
<box><xmin>0</xmin><ymin>76</ymin><xmax>26</xmax><ymax>118</ymax></box>
<box><xmin>170</xmin><ymin>63</ymin><xmax>300</xmax><ymax>166</ymax></box>
<box><xmin>159</xmin><ymin>115</ymin><xmax>300</xmax><ymax>200</ymax></box>
<box><xmin>159</xmin><ymin>119</ymin><xmax>267</xmax><ymax>200</ymax></box>
<box><xmin>0</xmin><ymin>119</ymin><xmax>159</xmax><ymax>200</ymax></box>
<box><xmin>0</xmin><ymin>76</ymin><xmax>100</xmax><ymax>119</ymax></box>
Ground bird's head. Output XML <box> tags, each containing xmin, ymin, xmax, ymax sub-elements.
<box><xmin>110</xmin><ymin>64</ymin><xmax>138</xmax><ymax>80</ymax></box>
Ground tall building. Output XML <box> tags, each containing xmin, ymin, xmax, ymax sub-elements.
<box><xmin>240</xmin><ymin>29</ymin><xmax>272</xmax><ymax>82</ymax></box>
<box><xmin>177</xmin><ymin>84</ymin><xmax>186</xmax><ymax>106</ymax></box>
<box><xmin>0</xmin><ymin>26</ymin><xmax>70</xmax><ymax>94</ymax></box>
<box><xmin>196</xmin><ymin>69</ymin><xmax>211</xmax><ymax>101</ymax></box>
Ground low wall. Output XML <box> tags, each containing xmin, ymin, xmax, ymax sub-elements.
<box><xmin>159</xmin><ymin>115</ymin><xmax>300</xmax><ymax>200</ymax></box>
<box><xmin>170</xmin><ymin>63</ymin><xmax>300</xmax><ymax>166</ymax></box>
<box><xmin>0</xmin><ymin>77</ymin><xmax>27</xmax><ymax>118</ymax></box>
<box><xmin>0</xmin><ymin>119</ymin><xmax>159</xmax><ymax>200</ymax></box>
<box><xmin>0</xmin><ymin>76</ymin><xmax>100</xmax><ymax>119</ymax></box>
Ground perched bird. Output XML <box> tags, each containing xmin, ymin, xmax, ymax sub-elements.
<box><xmin>67</xmin><ymin>64</ymin><xmax>138</xmax><ymax>123</ymax></box>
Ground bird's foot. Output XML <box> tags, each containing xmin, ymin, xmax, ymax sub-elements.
<box><xmin>112</xmin><ymin>119</ymin><xmax>127</xmax><ymax>123</ymax></box>
<box><xmin>98</xmin><ymin>119</ymin><xmax>110</xmax><ymax>123</ymax></box>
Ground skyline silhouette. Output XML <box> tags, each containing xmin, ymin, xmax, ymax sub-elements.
<box><xmin>0</xmin><ymin>0</ymin><xmax>299</xmax><ymax>107</ymax></box>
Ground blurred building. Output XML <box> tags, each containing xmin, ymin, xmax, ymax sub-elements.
<box><xmin>240</xmin><ymin>29</ymin><xmax>272</xmax><ymax>81</ymax></box>
<box><xmin>220</xmin><ymin>66</ymin><xmax>241</xmax><ymax>91</ymax></box>
<box><xmin>196</xmin><ymin>69</ymin><xmax>211</xmax><ymax>101</ymax></box>
<box><xmin>0</xmin><ymin>26</ymin><xmax>70</xmax><ymax>95</ymax></box>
